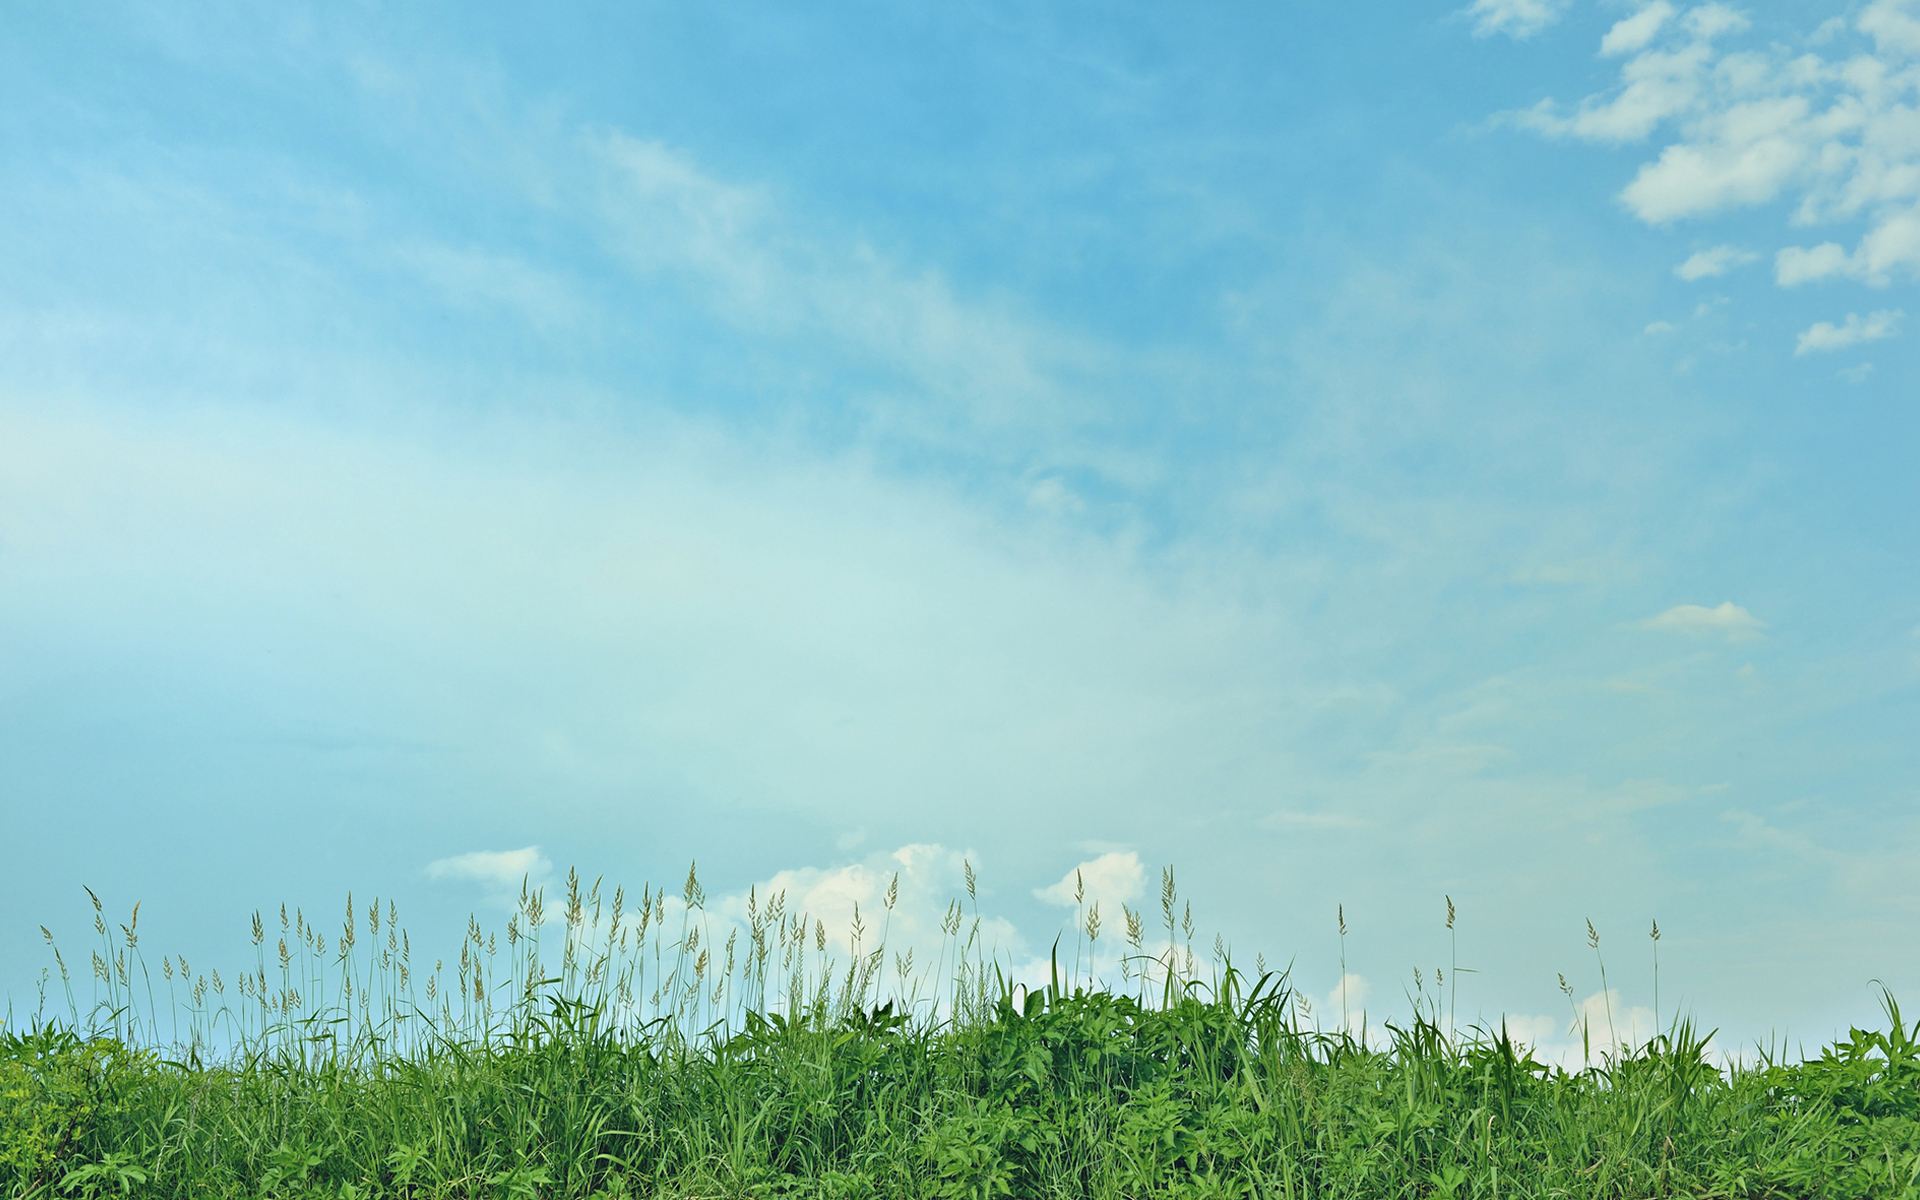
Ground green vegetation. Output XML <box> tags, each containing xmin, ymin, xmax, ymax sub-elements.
<box><xmin>6</xmin><ymin>865</ymin><xmax>1917</xmax><ymax>1198</ymax></box>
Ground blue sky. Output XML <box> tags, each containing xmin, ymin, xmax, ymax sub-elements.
<box><xmin>3</xmin><ymin>0</ymin><xmax>1917</xmax><ymax>1054</ymax></box>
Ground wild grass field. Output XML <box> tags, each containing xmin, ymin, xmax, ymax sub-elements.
<box><xmin>5</xmin><ymin>864</ymin><xmax>1917</xmax><ymax>1199</ymax></box>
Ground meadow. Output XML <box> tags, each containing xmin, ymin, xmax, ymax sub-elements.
<box><xmin>4</xmin><ymin>864</ymin><xmax>1917</xmax><ymax>1199</ymax></box>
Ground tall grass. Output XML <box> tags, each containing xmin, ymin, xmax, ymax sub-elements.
<box><xmin>5</xmin><ymin>863</ymin><xmax>1918</xmax><ymax>1199</ymax></box>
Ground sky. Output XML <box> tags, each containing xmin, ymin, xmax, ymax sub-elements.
<box><xmin>2</xmin><ymin>0</ymin><xmax>1917</xmax><ymax>1058</ymax></box>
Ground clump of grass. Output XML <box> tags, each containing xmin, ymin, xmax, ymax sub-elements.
<box><xmin>5</xmin><ymin>865</ymin><xmax>1917</xmax><ymax>1199</ymax></box>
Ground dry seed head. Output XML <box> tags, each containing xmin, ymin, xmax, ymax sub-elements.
<box><xmin>1182</xmin><ymin>900</ymin><xmax>1194</xmax><ymax>943</ymax></box>
<box><xmin>1650</xmin><ymin>917</ymin><xmax>1661</xmax><ymax>942</ymax></box>
<box><xmin>1085</xmin><ymin>901</ymin><xmax>1102</xmax><ymax>943</ymax></box>
<box><xmin>1337</xmin><ymin>904</ymin><xmax>1347</xmax><ymax>937</ymax></box>
<box><xmin>1445</xmin><ymin>895</ymin><xmax>1456</xmax><ymax>930</ymax></box>
<box><xmin>1558</xmin><ymin>972</ymin><xmax>1573</xmax><ymax>997</ymax></box>
<box><xmin>1074</xmin><ymin>869</ymin><xmax>1085</xmax><ymax>906</ymax></box>
<box><xmin>1586</xmin><ymin>919</ymin><xmax>1600</xmax><ymax>950</ymax></box>
<box><xmin>963</xmin><ymin>859</ymin><xmax>977</xmax><ymax>901</ymax></box>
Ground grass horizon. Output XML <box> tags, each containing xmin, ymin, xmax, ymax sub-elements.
<box><xmin>6</xmin><ymin>862</ymin><xmax>1918</xmax><ymax>1198</ymax></box>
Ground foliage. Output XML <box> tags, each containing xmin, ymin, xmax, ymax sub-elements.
<box><xmin>8</xmin><ymin>874</ymin><xmax>1919</xmax><ymax>1197</ymax></box>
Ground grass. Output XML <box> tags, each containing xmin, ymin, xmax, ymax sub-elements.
<box><xmin>4</xmin><ymin>863</ymin><xmax>1918</xmax><ymax>1198</ymax></box>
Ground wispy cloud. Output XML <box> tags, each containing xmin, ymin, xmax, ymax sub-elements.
<box><xmin>1261</xmin><ymin>808</ymin><xmax>1374</xmax><ymax>832</ymax></box>
<box><xmin>1465</xmin><ymin>0</ymin><xmax>1570</xmax><ymax>41</ymax></box>
<box><xmin>589</xmin><ymin>134</ymin><xmax>1112</xmax><ymax>453</ymax></box>
<box><xmin>1674</xmin><ymin>245</ymin><xmax>1757</xmax><ymax>281</ymax></box>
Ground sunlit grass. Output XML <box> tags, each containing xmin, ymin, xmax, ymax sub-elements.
<box><xmin>5</xmin><ymin>863</ymin><xmax>1918</xmax><ymax>1198</ymax></box>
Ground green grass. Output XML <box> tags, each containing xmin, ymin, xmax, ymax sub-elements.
<box><xmin>6</xmin><ymin>865</ymin><xmax>1918</xmax><ymax>1198</ymax></box>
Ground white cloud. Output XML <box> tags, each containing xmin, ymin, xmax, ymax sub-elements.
<box><xmin>1034</xmin><ymin>850</ymin><xmax>1147</xmax><ymax>911</ymax></box>
<box><xmin>1775</xmin><ymin>242</ymin><xmax>1853</xmax><ymax>286</ymax></box>
<box><xmin>1316</xmin><ymin>972</ymin><xmax>1373</xmax><ymax>1035</ymax></box>
<box><xmin>1602</xmin><ymin>3</ymin><xmax>1676</xmax><ymax>57</ymax></box>
<box><xmin>1643</xmin><ymin>319</ymin><xmax>1678</xmax><ymax>335</ymax></box>
<box><xmin>1621</xmin><ymin>120</ymin><xmax>1810</xmax><ymax>223</ymax></box>
<box><xmin>1514</xmin><ymin>43</ymin><xmax>1712</xmax><ymax>143</ymax></box>
<box><xmin>1860</xmin><ymin>0</ymin><xmax>1920</xmax><ymax>56</ymax></box>
<box><xmin>1466</xmin><ymin>0</ymin><xmax>1569</xmax><ymax>40</ymax></box>
<box><xmin>1638</xmin><ymin>601</ymin><xmax>1767</xmax><ymax>638</ymax></box>
<box><xmin>1674</xmin><ymin>244</ymin><xmax>1757</xmax><ymax>280</ymax></box>
<box><xmin>722</xmin><ymin>844</ymin><xmax>979</xmax><ymax>940</ymax></box>
<box><xmin>1795</xmin><ymin>309</ymin><xmax>1903</xmax><ymax>354</ymax></box>
<box><xmin>1684</xmin><ymin>4</ymin><xmax>1750</xmax><ymax>41</ymax></box>
<box><xmin>1780</xmin><ymin>209</ymin><xmax>1920</xmax><ymax>287</ymax></box>
<box><xmin>426</xmin><ymin>846</ymin><xmax>554</xmax><ymax>897</ymax></box>
<box><xmin>1838</xmin><ymin>361</ymin><xmax>1876</xmax><ymax>383</ymax></box>
<box><xmin>1501</xmin><ymin>0</ymin><xmax>1920</xmax><ymax>311</ymax></box>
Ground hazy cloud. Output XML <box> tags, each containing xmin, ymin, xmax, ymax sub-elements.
<box><xmin>1466</xmin><ymin>0</ymin><xmax>1570</xmax><ymax>40</ymax></box>
<box><xmin>1675</xmin><ymin>245</ymin><xmax>1757</xmax><ymax>280</ymax></box>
